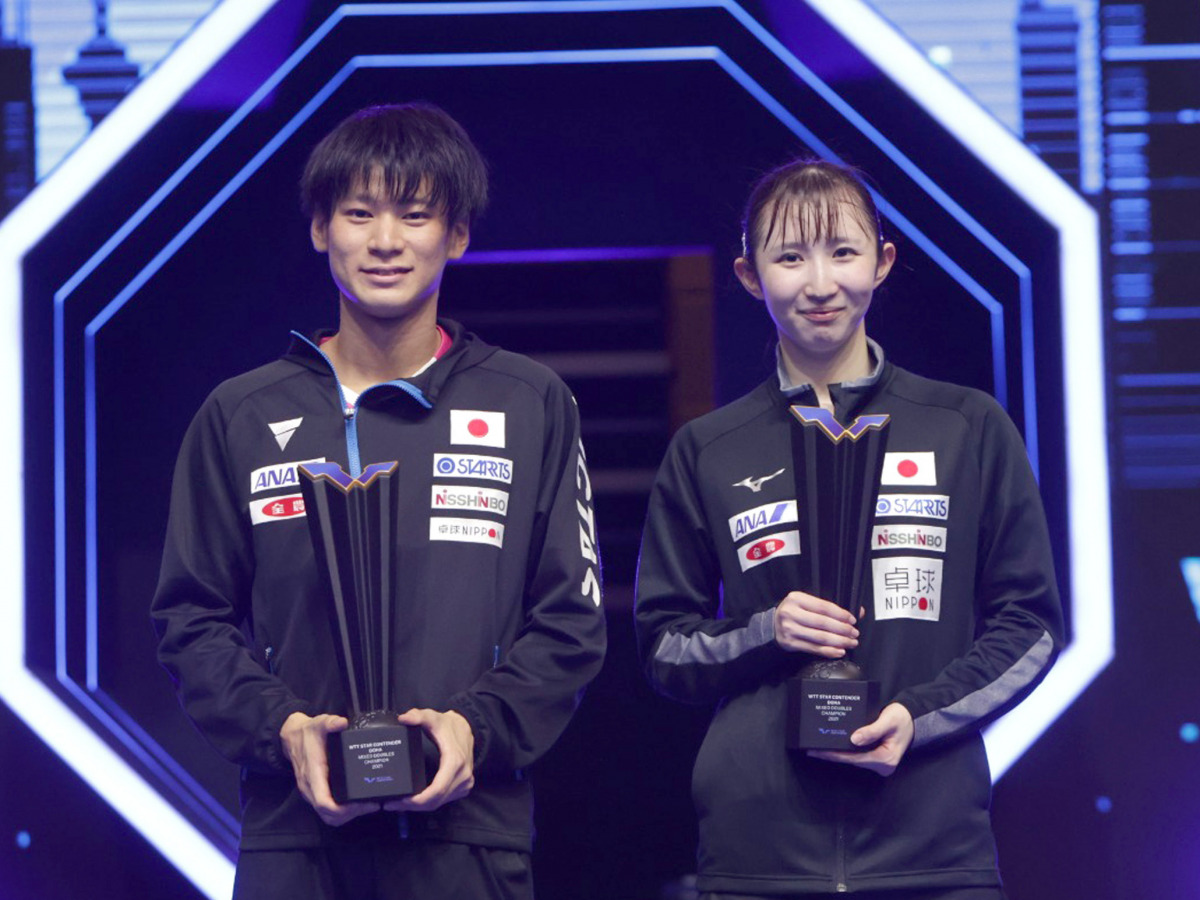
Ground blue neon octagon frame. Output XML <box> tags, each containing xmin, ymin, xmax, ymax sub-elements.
<box><xmin>0</xmin><ymin>2</ymin><xmax>1108</xmax><ymax>896</ymax></box>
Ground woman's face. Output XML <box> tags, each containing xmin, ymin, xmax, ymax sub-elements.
<box><xmin>736</xmin><ymin>196</ymin><xmax>895</xmax><ymax>369</ymax></box>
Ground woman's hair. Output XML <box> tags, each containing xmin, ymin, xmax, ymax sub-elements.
<box><xmin>739</xmin><ymin>158</ymin><xmax>884</xmax><ymax>268</ymax></box>
<box><xmin>300</xmin><ymin>102</ymin><xmax>489</xmax><ymax>228</ymax></box>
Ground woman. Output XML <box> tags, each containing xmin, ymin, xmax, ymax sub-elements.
<box><xmin>634</xmin><ymin>158</ymin><xmax>1063</xmax><ymax>900</ymax></box>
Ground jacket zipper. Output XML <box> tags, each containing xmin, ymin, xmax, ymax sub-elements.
<box><xmin>835</xmin><ymin>794</ymin><xmax>848</xmax><ymax>892</ymax></box>
<box><xmin>290</xmin><ymin>331</ymin><xmax>432</xmax><ymax>478</ymax></box>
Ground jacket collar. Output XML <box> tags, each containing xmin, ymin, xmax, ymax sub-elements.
<box><xmin>773</xmin><ymin>337</ymin><xmax>891</xmax><ymax>421</ymax></box>
<box><xmin>283</xmin><ymin>318</ymin><xmax>500</xmax><ymax>408</ymax></box>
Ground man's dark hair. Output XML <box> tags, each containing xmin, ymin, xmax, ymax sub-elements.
<box><xmin>300</xmin><ymin>102</ymin><xmax>489</xmax><ymax>228</ymax></box>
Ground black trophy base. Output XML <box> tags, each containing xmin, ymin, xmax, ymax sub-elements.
<box><xmin>786</xmin><ymin>659</ymin><xmax>879</xmax><ymax>751</ymax></box>
<box><xmin>327</xmin><ymin>714</ymin><xmax>427</xmax><ymax>804</ymax></box>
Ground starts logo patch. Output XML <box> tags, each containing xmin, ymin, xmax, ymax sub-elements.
<box><xmin>882</xmin><ymin>452</ymin><xmax>937</xmax><ymax>486</ymax></box>
<box><xmin>450</xmin><ymin>410</ymin><xmax>505</xmax><ymax>448</ymax></box>
<box><xmin>433</xmin><ymin>453</ymin><xmax>513</xmax><ymax>484</ymax></box>
<box><xmin>249</xmin><ymin>493</ymin><xmax>306</xmax><ymax>525</ymax></box>
<box><xmin>875</xmin><ymin>493</ymin><xmax>950</xmax><ymax>520</ymax></box>
<box><xmin>737</xmin><ymin>530</ymin><xmax>801</xmax><ymax>572</ymax></box>
<box><xmin>430</xmin><ymin>516</ymin><xmax>504</xmax><ymax>548</ymax></box>
<box><xmin>872</xmin><ymin>556</ymin><xmax>943</xmax><ymax>621</ymax></box>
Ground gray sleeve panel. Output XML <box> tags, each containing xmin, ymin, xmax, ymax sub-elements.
<box><xmin>653</xmin><ymin>608</ymin><xmax>776</xmax><ymax>668</ymax></box>
<box><xmin>910</xmin><ymin>629</ymin><xmax>1057</xmax><ymax>748</ymax></box>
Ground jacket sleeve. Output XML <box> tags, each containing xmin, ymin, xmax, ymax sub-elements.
<box><xmin>150</xmin><ymin>393</ymin><xmax>311</xmax><ymax>773</ymax></box>
<box><xmin>634</xmin><ymin>428</ymin><xmax>790</xmax><ymax>705</ymax></box>
<box><xmin>893</xmin><ymin>401</ymin><xmax>1065</xmax><ymax>749</ymax></box>
<box><xmin>447</xmin><ymin>379</ymin><xmax>606</xmax><ymax>773</ymax></box>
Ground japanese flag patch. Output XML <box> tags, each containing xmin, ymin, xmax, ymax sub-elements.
<box><xmin>881</xmin><ymin>452</ymin><xmax>937</xmax><ymax>486</ymax></box>
<box><xmin>450</xmin><ymin>410</ymin><xmax>506</xmax><ymax>449</ymax></box>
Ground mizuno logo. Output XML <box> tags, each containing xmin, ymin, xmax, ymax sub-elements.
<box><xmin>732</xmin><ymin>468</ymin><xmax>785</xmax><ymax>493</ymax></box>
<box><xmin>268</xmin><ymin>417</ymin><xmax>303</xmax><ymax>452</ymax></box>
<box><xmin>789</xmin><ymin>406</ymin><xmax>890</xmax><ymax>442</ymax></box>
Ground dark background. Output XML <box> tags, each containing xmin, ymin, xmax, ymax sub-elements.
<box><xmin>2</xmin><ymin>1</ymin><xmax>1198</xmax><ymax>899</ymax></box>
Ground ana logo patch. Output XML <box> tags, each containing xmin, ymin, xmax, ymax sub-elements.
<box><xmin>433</xmin><ymin>453</ymin><xmax>513</xmax><ymax>484</ymax></box>
<box><xmin>431</xmin><ymin>485</ymin><xmax>509</xmax><ymax>516</ymax></box>
<box><xmin>872</xmin><ymin>556</ymin><xmax>943</xmax><ymax>621</ymax></box>
<box><xmin>450</xmin><ymin>410</ymin><xmax>506</xmax><ymax>448</ymax></box>
<box><xmin>728</xmin><ymin>500</ymin><xmax>798</xmax><ymax>541</ymax></box>
<box><xmin>737</xmin><ymin>530</ymin><xmax>801</xmax><ymax>572</ymax></box>
<box><xmin>249</xmin><ymin>493</ymin><xmax>306</xmax><ymax>525</ymax></box>
<box><xmin>875</xmin><ymin>493</ymin><xmax>950</xmax><ymax>520</ymax></box>
<box><xmin>267</xmin><ymin>417</ymin><xmax>303</xmax><ymax>452</ymax></box>
<box><xmin>429</xmin><ymin>516</ymin><xmax>505</xmax><ymax>548</ymax></box>
<box><xmin>250</xmin><ymin>458</ymin><xmax>325</xmax><ymax>495</ymax></box>
<box><xmin>872</xmin><ymin>524</ymin><xmax>947</xmax><ymax>553</ymax></box>
<box><xmin>882</xmin><ymin>452</ymin><xmax>937</xmax><ymax>486</ymax></box>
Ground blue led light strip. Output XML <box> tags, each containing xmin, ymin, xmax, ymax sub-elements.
<box><xmin>1104</xmin><ymin>44</ymin><xmax>1200</xmax><ymax>61</ymax></box>
<box><xmin>455</xmin><ymin>245</ymin><xmax>712</xmax><ymax>264</ymax></box>
<box><xmin>1182</xmin><ymin>559</ymin><xmax>1200</xmax><ymax>623</ymax></box>
<box><xmin>62</xmin><ymin>677</ymin><xmax>241</xmax><ymax>845</ymax></box>
<box><xmin>1114</xmin><ymin>307</ymin><xmax>1200</xmax><ymax>322</ymax></box>
<box><xmin>1117</xmin><ymin>373</ymin><xmax>1200</xmax><ymax>389</ymax></box>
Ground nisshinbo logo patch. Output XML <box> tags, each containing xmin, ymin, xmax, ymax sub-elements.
<box><xmin>872</xmin><ymin>524</ymin><xmax>947</xmax><ymax>553</ymax></box>
<box><xmin>431</xmin><ymin>484</ymin><xmax>509</xmax><ymax>516</ymax></box>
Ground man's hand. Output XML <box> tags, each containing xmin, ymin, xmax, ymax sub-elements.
<box><xmin>808</xmin><ymin>702</ymin><xmax>914</xmax><ymax>777</ymax></box>
<box><xmin>385</xmin><ymin>709</ymin><xmax>475</xmax><ymax>814</ymax></box>
<box><xmin>774</xmin><ymin>591</ymin><xmax>860</xmax><ymax>657</ymax></box>
<box><xmin>279</xmin><ymin>711</ymin><xmax>381</xmax><ymax>826</ymax></box>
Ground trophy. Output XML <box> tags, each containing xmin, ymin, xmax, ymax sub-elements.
<box><xmin>784</xmin><ymin>407</ymin><xmax>889</xmax><ymax>751</ymax></box>
<box><xmin>298</xmin><ymin>461</ymin><xmax>427</xmax><ymax>803</ymax></box>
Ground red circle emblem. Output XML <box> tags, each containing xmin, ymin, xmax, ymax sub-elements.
<box><xmin>898</xmin><ymin>459</ymin><xmax>919</xmax><ymax>478</ymax></box>
<box><xmin>468</xmin><ymin>418</ymin><xmax>489</xmax><ymax>437</ymax></box>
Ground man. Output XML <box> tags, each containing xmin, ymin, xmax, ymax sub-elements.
<box><xmin>152</xmin><ymin>102</ymin><xmax>605</xmax><ymax>899</ymax></box>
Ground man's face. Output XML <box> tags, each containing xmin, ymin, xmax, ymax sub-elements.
<box><xmin>311</xmin><ymin>175</ymin><xmax>468</xmax><ymax>323</ymax></box>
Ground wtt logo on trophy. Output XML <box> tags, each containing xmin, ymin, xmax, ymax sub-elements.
<box><xmin>298</xmin><ymin>461</ymin><xmax>427</xmax><ymax>802</ymax></box>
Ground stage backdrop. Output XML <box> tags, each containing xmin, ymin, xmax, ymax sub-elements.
<box><xmin>1</xmin><ymin>2</ymin><xmax>1196</xmax><ymax>899</ymax></box>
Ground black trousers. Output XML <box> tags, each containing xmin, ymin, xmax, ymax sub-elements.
<box><xmin>232</xmin><ymin>839</ymin><xmax>533</xmax><ymax>900</ymax></box>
